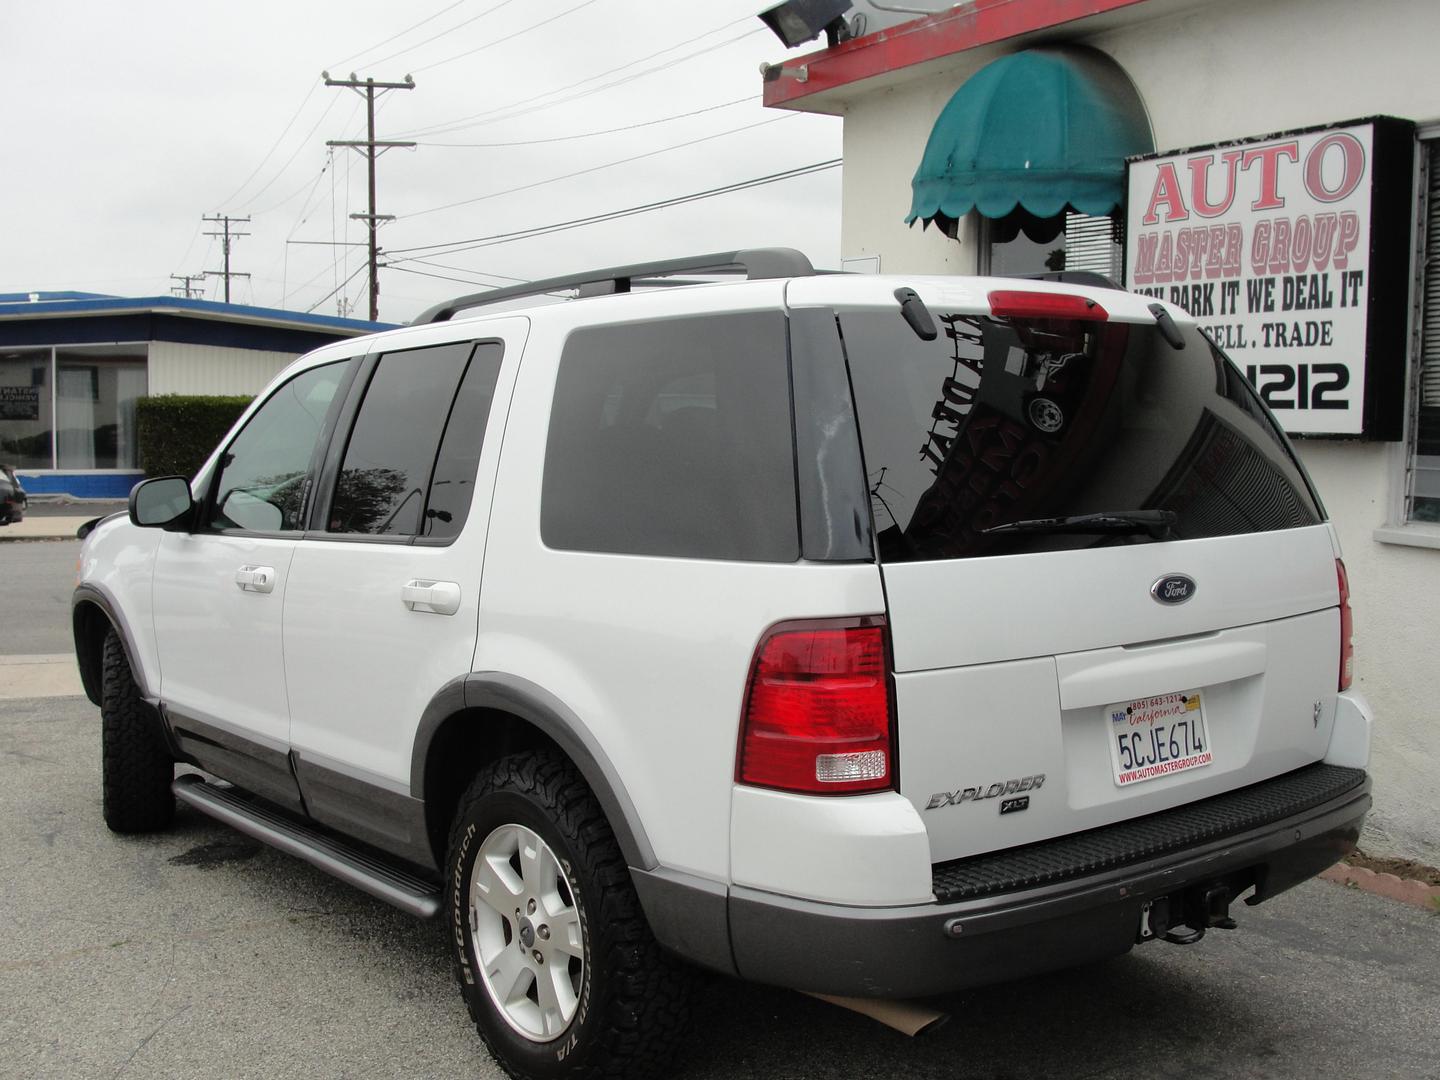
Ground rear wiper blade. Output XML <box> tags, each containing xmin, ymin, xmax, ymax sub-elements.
<box><xmin>981</xmin><ymin>509</ymin><xmax>1177</xmax><ymax>539</ymax></box>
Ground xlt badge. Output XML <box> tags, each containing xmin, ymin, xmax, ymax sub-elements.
<box><xmin>925</xmin><ymin>774</ymin><xmax>1045</xmax><ymax>811</ymax></box>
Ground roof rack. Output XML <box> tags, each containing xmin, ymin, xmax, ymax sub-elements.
<box><xmin>412</xmin><ymin>248</ymin><xmax>815</xmax><ymax>325</ymax></box>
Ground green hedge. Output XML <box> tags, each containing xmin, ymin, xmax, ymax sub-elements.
<box><xmin>136</xmin><ymin>395</ymin><xmax>253</xmax><ymax>479</ymax></box>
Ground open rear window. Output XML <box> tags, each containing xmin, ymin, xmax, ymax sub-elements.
<box><xmin>838</xmin><ymin>305</ymin><xmax>1323</xmax><ymax>563</ymax></box>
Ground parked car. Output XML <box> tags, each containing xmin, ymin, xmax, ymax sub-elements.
<box><xmin>1</xmin><ymin>465</ymin><xmax>26</xmax><ymax>525</ymax></box>
<box><xmin>72</xmin><ymin>250</ymin><xmax>1372</xmax><ymax>1080</ymax></box>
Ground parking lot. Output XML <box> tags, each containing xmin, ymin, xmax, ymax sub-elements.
<box><xmin>2</xmin><ymin>541</ymin><xmax>1439</xmax><ymax>1079</ymax></box>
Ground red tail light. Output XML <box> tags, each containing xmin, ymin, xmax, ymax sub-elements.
<box><xmin>988</xmin><ymin>290</ymin><xmax>1109</xmax><ymax>322</ymax></box>
<box><xmin>1337</xmin><ymin>559</ymin><xmax>1354</xmax><ymax>691</ymax></box>
<box><xmin>737</xmin><ymin>618</ymin><xmax>895</xmax><ymax>796</ymax></box>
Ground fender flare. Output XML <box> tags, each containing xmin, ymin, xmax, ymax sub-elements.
<box><xmin>71</xmin><ymin>583</ymin><xmax>152</xmax><ymax>704</ymax></box>
<box><xmin>411</xmin><ymin>672</ymin><xmax>658</xmax><ymax>871</ymax></box>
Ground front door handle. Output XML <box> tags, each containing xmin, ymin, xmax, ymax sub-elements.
<box><xmin>235</xmin><ymin>565</ymin><xmax>276</xmax><ymax>594</ymax></box>
<box><xmin>401</xmin><ymin>579</ymin><xmax>462</xmax><ymax>616</ymax></box>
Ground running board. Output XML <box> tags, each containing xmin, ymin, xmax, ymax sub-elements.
<box><xmin>173</xmin><ymin>774</ymin><xmax>442</xmax><ymax>919</ymax></box>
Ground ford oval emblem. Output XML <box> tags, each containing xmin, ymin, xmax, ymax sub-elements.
<box><xmin>1151</xmin><ymin>574</ymin><xmax>1197</xmax><ymax>605</ymax></box>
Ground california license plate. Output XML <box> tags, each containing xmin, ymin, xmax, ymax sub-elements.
<box><xmin>1107</xmin><ymin>691</ymin><xmax>1213</xmax><ymax>786</ymax></box>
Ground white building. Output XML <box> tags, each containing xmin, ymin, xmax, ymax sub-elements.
<box><xmin>0</xmin><ymin>292</ymin><xmax>391</xmax><ymax>498</ymax></box>
<box><xmin>764</xmin><ymin>0</ymin><xmax>1440</xmax><ymax>862</ymax></box>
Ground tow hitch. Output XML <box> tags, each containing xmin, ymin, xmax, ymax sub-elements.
<box><xmin>1139</xmin><ymin>882</ymin><xmax>1241</xmax><ymax>945</ymax></box>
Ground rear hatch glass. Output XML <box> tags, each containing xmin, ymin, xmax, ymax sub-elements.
<box><xmin>837</xmin><ymin>306</ymin><xmax>1322</xmax><ymax>563</ymax></box>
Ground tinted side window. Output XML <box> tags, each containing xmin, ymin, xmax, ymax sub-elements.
<box><xmin>207</xmin><ymin>360</ymin><xmax>352</xmax><ymax>532</ymax></box>
<box><xmin>542</xmin><ymin>312</ymin><xmax>798</xmax><ymax>562</ymax></box>
<box><xmin>422</xmin><ymin>343</ymin><xmax>505</xmax><ymax>541</ymax></box>
<box><xmin>328</xmin><ymin>342</ymin><xmax>472</xmax><ymax>536</ymax></box>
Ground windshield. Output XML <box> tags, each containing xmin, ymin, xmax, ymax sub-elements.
<box><xmin>837</xmin><ymin>306</ymin><xmax>1323</xmax><ymax>563</ymax></box>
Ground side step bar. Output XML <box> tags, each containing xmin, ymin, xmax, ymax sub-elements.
<box><xmin>173</xmin><ymin>774</ymin><xmax>442</xmax><ymax>919</ymax></box>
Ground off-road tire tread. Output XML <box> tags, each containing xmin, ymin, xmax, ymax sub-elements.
<box><xmin>447</xmin><ymin>751</ymin><xmax>690</xmax><ymax>1080</ymax></box>
<box><xmin>101</xmin><ymin>628</ymin><xmax>174</xmax><ymax>833</ymax></box>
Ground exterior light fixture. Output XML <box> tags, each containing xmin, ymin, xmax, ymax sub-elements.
<box><xmin>759</xmin><ymin>0</ymin><xmax>855</xmax><ymax>48</ymax></box>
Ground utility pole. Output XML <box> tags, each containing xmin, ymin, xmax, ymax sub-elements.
<box><xmin>169</xmin><ymin>273</ymin><xmax>205</xmax><ymax>299</ymax></box>
<box><xmin>323</xmin><ymin>71</ymin><xmax>415</xmax><ymax>322</ymax></box>
<box><xmin>202</xmin><ymin>214</ymin><xmax>251</xmax><ymax>303</ymax></box>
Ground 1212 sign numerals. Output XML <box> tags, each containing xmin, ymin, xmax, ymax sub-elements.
<box><xmin>1244</xmin><ymin>363</ymin><xmax>1350</xmax><ymax>410</ymax></box>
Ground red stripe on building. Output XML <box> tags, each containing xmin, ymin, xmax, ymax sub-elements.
<box><xmin>763</xmin><ymin>0</ymin><xmax>1153</xmax><ymax>108</ymax></box>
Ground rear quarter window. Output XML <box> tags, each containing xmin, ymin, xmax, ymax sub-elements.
<box><xmin>541</xmin><ymin>311</ymin><xmax>798</xmax><ymax>562</ymax></box>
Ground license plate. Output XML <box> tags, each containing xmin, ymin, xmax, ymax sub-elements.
<box><xmin>1107</xmin><ymin>691</ymin><xmax>1213</xmax><ymax>787</ymax></box>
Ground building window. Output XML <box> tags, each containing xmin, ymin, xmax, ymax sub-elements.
<box><xmin>0</xmin><ymin>344</ymin><xmax>148</xmax><ymax>470</ymax></box>
<box><xmin>983</xmin><ymin>210</ymin><xmax>1123</xmax><ymax>280</ymax></box>
<box><xmin>1411</xmin><ymin>142</ymin><xmax>1440</xmax><ymax>523</ymax></box>
<box><xmin>0</xmin><ymin>347</ymin><xmax>54</xmax><ymax>470</ymax></box>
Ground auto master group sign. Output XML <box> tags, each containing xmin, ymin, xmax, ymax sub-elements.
<box><xmin>1125</xmin><ymin>122</ymin><xmax>1379</xmax><ymax>436</ymax></box>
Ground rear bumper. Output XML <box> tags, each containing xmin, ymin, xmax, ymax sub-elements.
<box><xmin>636</xmin><ymin>765</ymin><xmax>1369</xmax><ymax>998</ymax></box>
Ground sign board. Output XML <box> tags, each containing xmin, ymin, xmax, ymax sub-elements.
<box><xmin>1125</xmin><ymin>118</ymin><xmax>1414</xmax><ymax>438</ymax></box>
<box><xmin>0</xmin><ymin>385</ymin><xmax>40</xmax><ymax>421</ymax></box>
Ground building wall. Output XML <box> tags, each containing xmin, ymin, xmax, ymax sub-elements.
<box><xmin>148</xmin><ymin>342</ymin><xmax>298</xmax><ymax>397</ymax></box>
<box><xmin>840</xmin><ymin>72</ymin><xmax>991</xmax><ymax>273</ymax></box>
<box><xmin>1291</xmin><ymin>440</ymin><xmax>1440</xmax><ymax>859</ymax></box>
<box><xmin>830</xmin><ymin>0</ymin><xmax>1440</xmax><ymax>862</ymax></box>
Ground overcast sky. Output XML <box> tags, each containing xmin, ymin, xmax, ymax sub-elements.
<box><xmin>0</xmin><ymin>0</ymin><xmax>843</xmax><ymax>324</ymax></box>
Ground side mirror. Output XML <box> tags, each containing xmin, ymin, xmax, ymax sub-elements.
<box><xmin>129</xmin><ymin>476</ymin><xmax>194</xmax><ymax>529</ymax></box>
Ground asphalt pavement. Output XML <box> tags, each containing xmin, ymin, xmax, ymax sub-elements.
<box><xmin>1</xmin><ymin>692</ymin><xmax>1438</xmax><ymax>1079</ymax></box>
<box><xmin>0</xmin><ymin>539</ymin><xmax>82</xmax><ymax>656</ymax></box>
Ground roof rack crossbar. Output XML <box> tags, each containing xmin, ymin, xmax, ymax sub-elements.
<box><xmin>412</xmin><ymin>248</ymin><xmax>815</xmax><ymax>324</ymax></box>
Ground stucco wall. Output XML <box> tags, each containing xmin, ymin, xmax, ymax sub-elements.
<box><xmin>1293</xmin><ymin>441</ymin><xmax>1440</xmax><ymax>860</ymax></box>
<box><xmin>829</xmin><ymin>0</ymin><xmax>1440</xmax><ymax>861</ymax></box>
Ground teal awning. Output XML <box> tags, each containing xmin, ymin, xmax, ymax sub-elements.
<box><xmin>907</xmin><ymin>47</ymin><xmax>1154</xmax><ymax>226</ymax></box>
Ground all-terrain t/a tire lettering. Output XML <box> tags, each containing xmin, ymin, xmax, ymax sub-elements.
<box><xmin>101</xmin><ymin>628</ymin><xmax>175</xmax><ymax>833</ymax></box>
<box><xmin>446</xmin><ymin>751</ymin><xmax>689</xmax><ymax>1080</ymax></box>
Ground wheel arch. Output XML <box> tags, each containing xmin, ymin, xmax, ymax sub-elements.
<box><xmin>72</xmin><ymin>584</ymin><xmax>150</xmax><ymax>706</ymax></box>
<box><xmin>412</xmin><ymin>673</ymin><xmax>658</xmax><ymax>874</ymax></box>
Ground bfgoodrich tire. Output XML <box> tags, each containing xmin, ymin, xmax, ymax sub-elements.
<box><xmin>446</xmin><ymin>751</ymin><xmax>689</xmax><ymax>1080</ymax></box>
<box><xmin>101</xmin><ymin>628</ymin><xmax>174</xmax><ymax>833</ymax></box>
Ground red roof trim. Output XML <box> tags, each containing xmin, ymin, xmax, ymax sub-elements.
<box><xmin>763</xmin><ymin>0</ymin><xmax>1153</xmax><ymax>108</ymax></box>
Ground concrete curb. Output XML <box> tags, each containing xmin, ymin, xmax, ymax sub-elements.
<box><xmin>1321</xmin><ymin>862</ymin><xmax>1440</xmax><ymax>911</ymax></box>
<box><xmin>0</xmin><ymin>516</ymin><xmax>95</xmax><ymax>541</ymax></box>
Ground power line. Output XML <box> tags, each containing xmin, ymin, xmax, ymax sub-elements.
<box><xmin>306</xmin><ymin>262</ymin><xmax>369</xmax><ymax>315</ymax></box>
<box><xmin>385</xmin><ymin>159</ymin><xmax>844</xmax><ymax>261</ymax></box>
<box><xmin>388</xmin><ymin>264</ymin><xmax>505</xmax><ymax>288</ymax></box>
<box><xmin>395</xmin><ymin>18</ymin><xmax>759</xmax><ymax>139</ymax></box>
<box><xmin>215</xmin><ymin>80</ymin><xmax>322</xmax><ymax>210</ymax></box>
<box><xmin>411</xmin><ymin>0</ymin><xmax>603</xmax><ymax>74</ymax></box>
<box><xmin>402</xmin><ymin>257</ymin><xmax>530</xmax><ymax>283</ymax></box>
<box><xmin>348</xmin><ymin>0</ymin><xmax>522</xmax><ymax>73</ymax></box>
<box><xmin>251</xmin><ymin>157</ymin><xmax>331</xmax><ymax>218</ymax></box>
<box><xmin>171</xmin><ymin>221</ymin><xmax>203</xmax><ymax>283</ymax></box>
<box><xmin>403</xmin><ymin>114</ymin><xmax>794</xmax><ymax>221</ymax></box>
<box><xmin>416</xmin><ymin>96</ymin><xmax>757</xmax><ymax>148</ymax></box>
<box><xmin>232</xmin><ymin>94</ymin><xmax>345</xmax><ymax>211</ymax></box>
<box><xmin>326</xmin><ymin>0</ymin><xmax>470</xmax><ymax>71</ymax></box>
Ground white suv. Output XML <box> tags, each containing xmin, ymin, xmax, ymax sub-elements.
<box><xmin>73</xmin><ymin>250</ymin><xmax>1373</xmax><ymax>1080</ymax></box>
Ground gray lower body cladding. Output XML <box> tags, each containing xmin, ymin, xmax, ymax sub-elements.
<box><xmin>635</xmin><ymin>764</ymin><xmax>1370</xmax><ymax>998</ymax></box>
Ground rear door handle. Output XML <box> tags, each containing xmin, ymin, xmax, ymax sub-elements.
<box><xmin>401</xmin><ymin>579</ymin><xmax>462</xmax><ymax>616</ymax></box>
<box><xmin>235</xmin><ymin>565</ymin><xmax>276</xmax><ymax>594</ymax></box>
